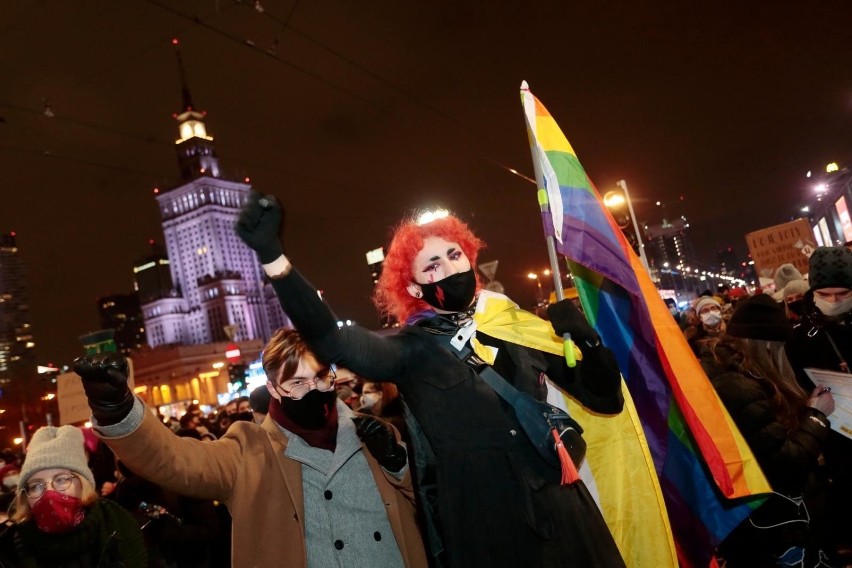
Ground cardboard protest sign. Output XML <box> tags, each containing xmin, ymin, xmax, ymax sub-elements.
<box><xmin>746</xmin><ymin>218</ymin><xmax>816</xmax><ymax>288</ymax></box>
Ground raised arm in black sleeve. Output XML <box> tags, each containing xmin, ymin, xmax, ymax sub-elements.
<box><xmin>267</xmin><ymin>268</ymin><xmax>407</xmax><ymax>383</ymax></box>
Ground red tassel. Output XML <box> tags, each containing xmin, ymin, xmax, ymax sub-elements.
<box><xmin>552</xmin><ymin>428</ymin><xmax>580</xmax><ymax>485</ymax></box>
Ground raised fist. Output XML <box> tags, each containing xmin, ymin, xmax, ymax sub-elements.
<box><xmin>547</xmin><ymin>299</ymin><xmax>600</xmax><ymax>348</ymax></box>
<box><xmin>73</xmin><ymin>353</ymin><xmax>134</xmax><ymax>426</ymax></box>
<box><xmin>235</xmin><ymin>192</ymin><xmax>285</xmax><ymax>264</ymax></box>
<box><xmin>352</xmin><ymin>415</ymin><xmax>407</xmax><ymax>473</ymax></box>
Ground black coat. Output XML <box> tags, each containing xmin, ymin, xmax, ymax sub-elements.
<box><xmin>0</xmin><ymin>499</ymin><xmax>148</xmax><ymax>568</ymax></box>
<box><xmin>110</xmin><ymin>474</ymin><xmax>225</xmax><ymax>568</ymax></box>
<box><xmin>785</xmin><ymin>305</ymin><xmax>852</xmax><ymax>555</ymax></box>
<box><xmin>270</xmin><ymin>270</ymin><xmax>626</xmax><ymax>568</ymax></box>
<box><xmin>700</xmin><ymin>344</ymin><xmax>829</xmax><ymax>496</ymax></box>
<box><xmin>699</xmin><ymin>343</ymin><xmax>832</xmax><ymax>565</ymax></box>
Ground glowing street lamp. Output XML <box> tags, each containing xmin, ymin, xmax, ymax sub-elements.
<box><xmin>527</xmin><ymin>272</ymin><xmax>544</xmax><ymax>302</ymax></box>
<box><xmin>603</xmin><ymin>192</ymin><xmax>626</xmax><ymax>208</ymax></box>
<box><xmin>416</xmin><ymin>208</ymin><xmax>450</xmax><ymax>226</ymax></box>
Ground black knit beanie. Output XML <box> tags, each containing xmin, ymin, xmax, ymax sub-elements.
<box><xmin>726</xmin><ymin>294</ymin><xmax>793</xmax><ymax>342</ymax></box>
<box><xmin>808</xmin><ymin>246</ymin><xmax>852</xmax><ymax>291</ymax></box>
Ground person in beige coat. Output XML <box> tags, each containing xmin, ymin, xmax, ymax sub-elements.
<box><xmin>72</xmin><ymin>328</ymin><xmax>427</xmax><ymax>568</ymax></box>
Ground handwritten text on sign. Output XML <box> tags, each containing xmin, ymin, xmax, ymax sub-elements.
<box><xmin>746</xmin><ymin>218</ymin><xmax>815</xmax><ymax>284</ymax></box>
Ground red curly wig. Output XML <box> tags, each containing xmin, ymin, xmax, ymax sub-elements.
<box><xmin>373</xmin><ymin>214</ymin><xmax>485</xmax><ymax>323</ymax></box>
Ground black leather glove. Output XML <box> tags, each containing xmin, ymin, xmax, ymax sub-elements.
<box><xmin>235</xmin><ymin>192</ymin><xmax>285</xmax><ymax>264</ymax></box>
<box><xmin>352</xmin><ymin>416</ymin><xmax>407</xmax><ymax>473</ymax></box>
<box><xmin>72</xmin><ymin>353</ymin><xmax>135</xmax><ymax>426</ymax></box>
<box><xmin>547</xmin><ymin>299</ymin><xmax>600</xmax><ymax>347</ymax></box>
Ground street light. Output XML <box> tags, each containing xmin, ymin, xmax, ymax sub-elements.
<box><xmin>602</xmin><ymin>180</ymin><xmax>650</xmax><ymax>270</ymax></box>
<box><xmin>527</xmin><ymin>272</ymin><xmax>543</xmax><ymax>300</ymax></box>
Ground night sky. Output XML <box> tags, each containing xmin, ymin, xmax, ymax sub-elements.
<box><xmin>2</xmin><ymin>1</ymin><xmax>852</xmax><ymax>366</ymax></box>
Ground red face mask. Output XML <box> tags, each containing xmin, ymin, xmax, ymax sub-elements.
<box><xmin>31</xmin><ymin>490</ymin><xmax>86</xmax><ymax>533</ymax></box>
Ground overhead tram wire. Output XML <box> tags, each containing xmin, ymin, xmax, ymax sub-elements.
<box><xmin>38</xmin><ymin>2</ymin><xmax>242</xmax><ymax>115</ymax></box>
<box><xmin>0</xmin><ymin>138</ymin><xmax>398</xmax><ymax>227</ymax></box>
<box><xmin>141</xmin><ymin>0</ymin><xmax>382</xmax><ymax>110</ymax></box>
<box><xmin>0</xmin><ymin>100</ymin><xmax>399</xmax><ymax>203</ymax></box>
<box><xmin>139</xmin><ymin>0</ymin><xmax>535</xmax><ymax>186</ymax></box>
<box><xmin>0</xmin><ymin>142</ymin><xmax>172</xmax><ymax>181</ymax></box>
<box><xmin>7</xmin><ymin>0</ymin><xmax>534</xmax><ymax>201</ymax></box>
<box><xmin>237</xmin><ymin>2</ymin><xmax>537</xmax><ymax>187</ymax></box>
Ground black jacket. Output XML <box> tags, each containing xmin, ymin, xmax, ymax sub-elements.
<box><xmin>699</xmin><ymin>342</ymin><xmax>833</xmax><ymax>566</ymax></box>
<box><xmin>786</xmin><ymin>305</ymin><xmax>852</xmax><ymax>387</ymax></box>
<box><xmin>785</xmin><ymin>302</ymin><xmax>852</xmax><ymax>555</ymax></box>
<box><xmin>0</xmin><ymin>499</ymin><xmax>147</xmax><ymax>568</ymax></box>
<box><xmin>269</xmin><ymin>269</ymin><xmax>626</xmax><ymax>568</ymax></box>
<box><xmin>700</xmin><ymin>343</ymin><xmax>829</xmax><ymax>496</ymax></box>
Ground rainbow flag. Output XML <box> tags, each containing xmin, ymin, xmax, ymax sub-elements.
<box><xmin>520</xmin><ymin>81</ymin><xmax>770</xmax><ymax>567</ymax></box>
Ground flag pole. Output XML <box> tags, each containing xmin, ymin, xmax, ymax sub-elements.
<box><xmin>617</xmin><ymin>179</ymin><xmax>650</xmax><ymax>271</ymax></box>
<box><xmin>522</xmin><ymin>90</ymin><xmax>576</xmax><ymax>366</ymax></box>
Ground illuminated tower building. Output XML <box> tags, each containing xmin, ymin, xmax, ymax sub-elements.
<box><xmin>140</xmin><ymin>51</ymin><xmax>288</xmax><ymax>348</ymax></box>
<box><xmin>0</xmin><ymin>232</ymin><xmax>39</xmax><ymax>440</ymax></box>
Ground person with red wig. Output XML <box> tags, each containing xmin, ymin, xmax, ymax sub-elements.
<box><xmin>237</xmin><ymin>194</ymin><xmax>626</xmax><ymax>568</ymax></box>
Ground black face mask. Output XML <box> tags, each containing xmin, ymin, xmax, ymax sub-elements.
<box><xmin>279</xmin><ymin>389</ymin><xmax>337</xmax><ymax>429</ymax></box>
<box><xmin>419</xmin><ymin>269</ymin><xmax>477</xmax><ymax>312</ymax></box>
<box><xmin>786</xmin><ymin>300</ymin><xmax>805</xmax><ymax>318</ymax></box>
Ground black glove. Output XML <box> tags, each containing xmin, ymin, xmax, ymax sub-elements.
<box><xmin>72</xmin><ymin>353</ymin><xmax>135</xmax><ymax>426</ymax></box>
<box><xmin>547</xmin><ymin>299</ymin><xmax>600</xmax><ymax>347</ymax></box>
<box><xmin>235</xmin><ymin>192</ymin><xmax>285</xmax><ymax>264</ymax></box>
<box><xmin>352</xmin><ymin>416</ymin><xmax>407</xmax><ymax>473</ymax></box>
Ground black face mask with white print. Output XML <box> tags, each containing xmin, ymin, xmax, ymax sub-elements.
<box><xmin>418</xmin><ymin>269</ymin><xmax>477</xmax><ymax>312</ymax></box>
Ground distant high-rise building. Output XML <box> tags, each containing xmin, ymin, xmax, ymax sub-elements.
<box><xmin>645</xmin><ymin>217</ymin><xmax>697</xmax><ymax>271</ymax></box>
<box><xmin>644</xmin><ymin>217</ymin><xmax>706</xmax><ymax>297</ymax></box>
<box><xmin>98</xmin><ymin>293</ymin><xmax>146</xmax><ymax>355</ymax></box>
<box><xmin>716</xmin><ymin>246</ymin><xmax>738</xmax><ymax>276</ymax></box>
<box><xmin>0</xmin><ymin>232</ymin><xmax>39</xmax><ymax>440</ymax></box>
<box><xmin>133</xmin><ymin>241</ymin><xmax>175</xmax><ymax>304</ymax></box>
<box><xmin>140</xmin><ymin>56</ymin><xmax>287</xmax><ymax>348</ymax></box>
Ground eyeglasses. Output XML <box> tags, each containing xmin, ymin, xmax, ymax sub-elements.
<box><xmin>22</xmin><ymin>472</ymin><xmax>78</xmax><ymax>499</ymax></box>
<box><xmin>272</xmin><ymin>365</ymin><xmax>337</xmax><ymax>400</ymax></box>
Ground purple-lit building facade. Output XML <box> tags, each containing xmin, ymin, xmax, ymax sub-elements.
<box><xmin>141</xmin><ymin>85</ymin><xmax>288</xmax><ymax>348</ymax></box>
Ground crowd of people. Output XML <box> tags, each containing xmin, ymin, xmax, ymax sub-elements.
<box><xmin>672</xmin><ymin>249</ymin><xmax>852</xmax><ymax>567</ymax></box>
<box><xmin>0</xmin><ymin>190</ymin><xmax>849</xmax><ymax>567</ymax></box>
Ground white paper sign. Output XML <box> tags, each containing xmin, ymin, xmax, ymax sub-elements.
<box><xmin>804</xmin><ymin>367</ymin><xmax>852</xmax><ymax>440</ymax></box>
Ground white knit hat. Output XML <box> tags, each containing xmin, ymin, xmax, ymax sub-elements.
<box><xmin>773</xmin><ymin>263</ymin><xmax>804</xmax><ymax>293</ymax></box>
<box><xmin>782</xmin><ymin>279</ymin><xmax>809</xmax><ymax>299</ymax></box>
<box><xmin>694</xmin><ymin>296</ymin><xmax>722</xmax><ymax>315</ymax></box>
<box><xmin>19</xmin><ymin>426</ymin><xmax>96</xmax><ymax>489</ymax></box>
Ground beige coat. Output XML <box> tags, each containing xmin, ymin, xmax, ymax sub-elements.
<box><xmin>100</xmin><ymin>406</ymin><xmax>427</xmax><ymax>568</ymax></box>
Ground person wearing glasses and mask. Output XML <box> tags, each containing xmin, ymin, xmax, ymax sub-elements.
<box><xmin>0</xmin><ymin>425</ymin><xmax>147</xmax><ymax>567</ymax></box>
<box><xmin>684</xmin><ymin>295</ymin><xmax>725</xmax><ymax>355</ymax></box>
<box><xmin>71</xmin><ymin>329</ymin><xmax>427</xmax><ymax>568</ymax></box>
<box><xmin>786</xmin><ymin>245</ymin><xmax>852</xmax><ymax>565</ymax></box>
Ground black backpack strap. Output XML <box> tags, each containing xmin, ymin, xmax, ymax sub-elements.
<box><xmin>432</xmin><ymin>327</ymin><xmax>532</xmax><ymax>409</ymax></box>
